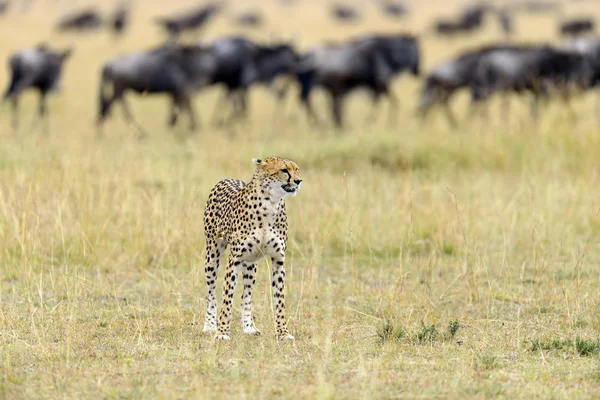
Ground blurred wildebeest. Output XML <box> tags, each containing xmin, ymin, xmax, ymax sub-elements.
<box><xmin>496</xmin><ymin>8</ymin><xmax>514</xmax><ymax>36</ymax></box>
<box><xmin>380</xmin><ymin>1</ymin><xmax>407</xmax><ymax>18</ymax></box>
<box><xmin>98</xmin><ymin>44</ymin><xmax>215</xmax><ymax>134</ymax></box>
<box><xmin>154</xmin><ymin>3</ymin><xmax>221</xmax><ymax>40</ymax></box>
<box><xmin>195</xmin><ymin>37</ymin><xmax>300</xmax><ymax>125</ymax></box>
<box><xmin>512</xmin><ymin>0</ymin><xmax>559</xmax><ymax>14</ymax></box>
<box><xmin>110</xmin><ymin>2</ymin><xmax>130</xmax><ymax>36</ymax></box>
<box><xmin>419</xmin><ymin>45</ymin><xmax>513</xmax><ymax>125</ymax></box>
<box><xmin>3</xmin><ymin>44</ymin><xmax>73</xmax><ymax>131</ymax></box>
<box><xmin>297</xmin><ymin>34</ymin><xmax>420</xmax><ymax>128</ymax></box>
<box><xmin>562</xmin><ymin>37</ymin><xmax>600</xmax><ymax>108</ymax></box>
<box><xmin>559</xmin><ymin>18</ymin><xmax>595</xmax><ymax>37</ymax></box>
<box><xmin>56</xmin><ymin>8</ymin><xmax>103</xmax><ymax>32</ymax></box>
<box><xmin>434</xmin><ymin>3</ymin><xmax>492</xmax><ymax>36</ymax></box>
<box><xmin>331</xmin><ymin>4</ymin><xmax>360</xmax><ymax>22</ymax></box>
<box><xmin>472</xmin><ymin>45</ymin><xmax>594</xmax><ymax>119</ymax></box>
<box><xmin>0</xmin><ymin>0</ymin><xmax>9</xmax><ymax>15</ymax></box>
<box><xmin>233</xmin><ymin>10</ymin><xmax>264</xmax><ymax>28</ymax></box>
<box><xmin>98</xmin><ymin>39</ymin><xmax>299</xmax><ymax>133</ymax></box>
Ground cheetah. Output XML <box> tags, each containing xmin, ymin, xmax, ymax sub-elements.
<box><xmin>202</xmin><ymin>156</ymin><xmax>302</xmax><ymax>341</ymax></box>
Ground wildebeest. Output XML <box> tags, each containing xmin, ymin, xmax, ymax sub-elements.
<box><xmin>154</xmin><ymin>3</ymin><xmax>220</xmax><ymax>40</ymax></box>
<box><xmin>98</xmin><ymin>38</ymin><xmax>299</xmax><ymax>133</ymax></box>
<box><xmin>194</xmin><ymin>37</ymin><xmax>300</xmax><ymax>125</ymax></box>
<box><xmin>3</xmin><ymin>44</ymin><xmax>73</xmax><ymax>131</ymax></box>
<box><xmin>110</xmin><ymin>3</ymin><xmax>130</xmax><ymax>36</ymax></box>
<box><xmin>0</xmin><ymin>0</ymin><xmax>9</xmax><ymax>15</ymax></box>
<box><xmin>56</xmin><ymin>8</ymin><xmax>103</xmax><ymax>32</ymax></box>
<box><xmin>297</xmin><ymin>34</ymin><xmax>420</xmax><ymax>128</ymax></box>
<box><xmin>434</xmin><ymin>3</ymin><xmax>491</xmax><ymax>36</ymax></box>
<box><xmin>559</xmin><ymin>18</ymin><xmax>595</xmax><ymax>37</ymax></box>
<box><xmin>472</xmin><ymin>46</ymin><xmax>594</xmax><ymax>119</ymax></box>
<box><xmin>97</xmin><ymin>44</ymin><xmax>216</xmax><ymax>134</ymax></box>
<box><xmin>419</xmin><ymin>44</ymin><xmax>594</xmax><ymax>125</ymax></box>
<box><xmin>380</xmin><ymin>1</ymin><xmax>407</xmax><ymax>18</ymax></box>
<box><xmin>233</xmin><ymin>10</ymin><xmax>264</xmax><ymax>28</ymax></box>
<box><xmin>512</xmin><ymin>0</ymin><xmax>559</xmax><ymax>14</ymax></box>
<box><xmin>331</xmin><ymin>4</ymin><xmax>360</xmax><ymax>22</ymax></box>
<box><xmin>562</xmin><ymin>37</ymin><xmax>600</xmax><ymax>99</ymax></box>
<box><xmin>419</xmin><ymin>45</ymin><xmax>510</xmax><ymax>124</ymax></box>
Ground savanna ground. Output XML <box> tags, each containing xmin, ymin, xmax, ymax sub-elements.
<box><xmin>2</xmin><ymin>0</ymin><xmax>600</xmax><ymax>398</ymax></box>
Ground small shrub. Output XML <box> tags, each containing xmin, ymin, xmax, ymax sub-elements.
<box><xmin>575</xmin><ymin>338</ymin><xmax>600</xmax><ymax>356</ymax></box>
<box><xmin>417</xmin><ymin>322</ymin><xmax>438</xmax><ymax>344</ymax></box>
<box><xmin>376</xmin><ymin>320</ymin><xmax>407</xmax><ymax>343</ymax></box>
<box><xmin>447</xmin><ymin>320</ymin><xmax>460</xmax><ymax>340</ymax></box>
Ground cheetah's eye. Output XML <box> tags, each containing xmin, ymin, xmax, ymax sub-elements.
<box><xmin>280</xmin><ymin>168</ymin><xmax>289</xmax><ymax>173</ymax></box>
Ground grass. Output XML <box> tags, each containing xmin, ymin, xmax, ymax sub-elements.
<box><xmin>2</xmin><ymin>0</ymin><xmax>600</xmax><ymax>399</ymax></box>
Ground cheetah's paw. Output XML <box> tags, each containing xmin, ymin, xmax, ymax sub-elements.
<box><xmin>243</xmin><ymin>327</ymin><xmax>262</xmax><ymax>336</ymax></box>
<box><xmin>215</xmin><ymin>333</ymin><xmax>231</xmax><ymax>341</ymax></box>
<box><xmin>278</xmin><ymin>333</ymin><xmax>295</xmax><ymax>341</ymax></box>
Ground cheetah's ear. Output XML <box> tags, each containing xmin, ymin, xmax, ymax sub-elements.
<box><xmin>252</xmin><ymin>158</ymin><xmax>263</xmax><ymax>165</ymax></box>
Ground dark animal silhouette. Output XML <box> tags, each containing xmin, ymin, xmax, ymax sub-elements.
<box><xmin>434</xmin><ymin>3</ymin><xmax>493</xmax><ymax>36</ymax></box>
<box><xmin>154</xmin><ymin>3</ymin><xmax>220</xmax><ymax>40</ymax></box>
<box><xmin>56</xmin><ymin>8</ymin><xmax>103</xmax><ymax>32</ymax></box>
<box><xmin>562</xmin><ymin>37</ymin><xmax>600</xmax><ymax>94</ymax></box>
<box><xmin>97</xmin><ymin>44</ymin><xmax>216</xmax><ymax>134</ymax></box>
<box><xmin>513</xmin><ymin>0</ymin><xmax>559</xmax><ymax>14</ymax></box>
<box><xmin>233</xmin><ymin>11</ymin><xmax>263</xmax><ymax>27</ymax></box>
<box><xmin>331</xmin><ymin>4</ymin><xmax>360</xmax><ymax>22</ymax></box>
<box><xmin>110</xmin><ymin>3</ymin><xmax>130</xmax><ymax>36</ymax></box>
<box><xmin>420</xmin><ymin>44</ymin><xmax>594</xmax><ymax>125</ymax></box>
<box><xmin>419</xmin><ymin>45</ymin><xmax>518</xmax><ymax>125</ymax></box>
<box><xmin>560</xmin><ymin>19</ymin><xmax>595</xmax><ymax>37</ymax></box>
<box><xmin>381</xmin><ymin>1</ymin><xmax>407</xmax><ymax>18</ymax></box>
<box><xmin>0</xmin><ymin>1</ymin><xmax>9</xmax><ymax>15</ymax></box>
<box><xmin>3</xmin><ymin>44</ymin><xmax>73</xmax><ymax>131</ymax></box>
<box><xmin>297</xmin><ymin>34</ymin><xmax>420</xmax><ymax>128</ymax></box>
<box><xmin>192</xmin><ymin>37</ymin><xmax>300</xmax><ymax>125</ymax></box>
<box><xmin>472</xmin><ymin>46</ymin><xmax>593</xmax><ymax>119</ymax></box>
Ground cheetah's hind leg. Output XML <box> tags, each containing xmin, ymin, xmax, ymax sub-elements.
<box><xmin>203</xmin><ymin>239</ymin><xmax>226</xmax><ymax>333</ymax></box>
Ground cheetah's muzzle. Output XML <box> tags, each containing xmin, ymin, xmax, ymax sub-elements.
<box><xmin>282</xmin><ymin>184</ymin><xmax>297</xmax><ymax>193</ymax></box>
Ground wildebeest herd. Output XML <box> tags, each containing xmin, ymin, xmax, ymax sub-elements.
<box><xmin>3</xmin><ymin>1</ymin><xmax>600</xmax><ymax>135</ymax></box>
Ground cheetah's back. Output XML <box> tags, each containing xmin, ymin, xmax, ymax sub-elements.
<box><xmin>203</xmin><ymin>179</ymin><xmax>246</xmax><ymax>240</ymax></box>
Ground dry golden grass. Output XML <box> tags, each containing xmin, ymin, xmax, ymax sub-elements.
<box><xmin>2</xmin><ymin>0</ymin><xmax>600</xmax><ymax>399</ymax></box>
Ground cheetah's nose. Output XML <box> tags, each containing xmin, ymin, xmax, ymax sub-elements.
<box><xmin>294</xmin><ymin>179</ymin><xmax>302</xmax><ymax>185</ymax></box>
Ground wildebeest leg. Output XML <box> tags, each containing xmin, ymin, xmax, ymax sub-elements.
<box><xmin>168</xmin><ymin>96</ymin><xmax>180</xmax><ymax>128</ymax></box>
<box><xmin>501</xmin><ymin>94</ymin><xmax>510</xmax><ymax>124</ymax></box>
<box><xmin>10</xmin><ymin>97</ymin><xmax>19</xmax><ymax>131</ymax></box>
<box><xmin>330</xmin><ymin>93</ymin><xmax>344</xmax><ymax>129</ymax></box>
<box><xmin>384</xmin><ymin>88</ymin><xmax>399</xmax><ymax>127</ymax></box>
<box><xmin>529</xmin><ymin>95</ymin><xmax>539</xmax><ymax>122</ymax></box>
<box><xmin>211</xmin><ymin>90</ymin><xmax>230</xmax><ymax>127</ymax></box>
<box><xmin>442</xmin><ymin>100</ymin><xmax>457</xmax><ymax>128</ymax></box>
<box><xmin>36</xmin><ymin>91</ymin><xmax>49</xmax><ymax>135</ymax></box>
<box><xmin>120</xmin><ymin>95</ymin><xmax>149</xmax><ymax>139</ymax></box>
<box><xmin>181</xmin><ymin>94</ymin><xmax>198</xmax><ymax>132</ymax></box>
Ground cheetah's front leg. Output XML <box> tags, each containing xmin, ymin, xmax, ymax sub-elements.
<box><xmin>271</xmin><ymin>255</ymin><xmax>294</xmax><ymax>340</ymax></box>
<box><xmin>241</xmin><ymin>262</ymin><xmax>261</xmax><ymax>335</ymax></box>
<box><xmin>216</xmin><ymin>252</ymin><xmax>242</xmax><ymax>340</ymax></box>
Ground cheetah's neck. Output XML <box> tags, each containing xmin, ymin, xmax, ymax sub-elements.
<box><xmin>244</xmin><ymin>176</ymin><xmax>286</xmax><ymax>217</ymax></box>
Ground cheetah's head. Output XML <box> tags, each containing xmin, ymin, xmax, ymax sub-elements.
<box><xmin>253</xmin><ymin>157</ymin><xmax>302</xmax><ymax>197</ymax></box>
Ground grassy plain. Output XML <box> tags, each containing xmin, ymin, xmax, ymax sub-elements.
<box><xmin>2</xmin><ymin>0</ymin><xmax>600</xmax><ymax>398</ymax></box>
